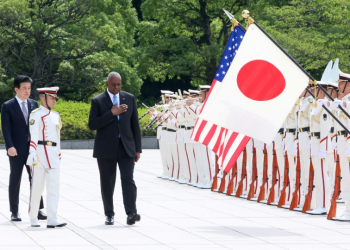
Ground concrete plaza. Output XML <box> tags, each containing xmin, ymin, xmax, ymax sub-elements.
<box><xmin>0</xmin><ymin>149</ymin><xmax>350</xmax><ymax>250</ymax></box>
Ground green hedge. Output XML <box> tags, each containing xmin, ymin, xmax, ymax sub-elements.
<box><xmin>0</xmin><ymin>101</ymin><xmax>156</xmax><ymax>144</ymax></box>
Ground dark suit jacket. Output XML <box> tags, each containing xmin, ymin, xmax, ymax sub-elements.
<box><xmin>1</xmin><ymin>97</ymin><xmax>39</xmax><ymax>156</ymax></box>
<box><xmin>89</xmin><ymin>90</ymin><xmax>142</xmax><ymax>159</ymax></box>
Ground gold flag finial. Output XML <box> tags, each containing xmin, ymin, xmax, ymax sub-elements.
<box><xmin>242</xmin><ymin>10</ymin><xmax>254</xmax><ymax>29</ymax></box>
<box><xmin>231</xmin><ymin>18</ymin><xmax>239</xmax><ymax>31</ymax></box>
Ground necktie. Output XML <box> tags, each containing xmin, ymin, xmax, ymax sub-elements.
<box><xmin>21</xmin><ymin>101</ymin><xmax>28</xmax><ymax>124</ymax></box>
<box><xmin>113</xmin><ymin>95</ymin><xmax>120</xmax><ymax>138</ymax></box>
<box><xmin>113</xmin><ymin>95</ymin><xmax>120</xmax><ymax>120</ymax></box>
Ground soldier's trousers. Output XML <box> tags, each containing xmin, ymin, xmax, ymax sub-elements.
<box><xmin>177</xmin><ymin>141</ymin><xmax>190</xmax><ymax>182</ymax></box>
<box><xmin>29</xmin><ymin>167</ymin><xmax>60</xmax><ymax>224</ymax></box>
<box><xmin>311</xmin><ymin>155</ymin><xmax>330</xmax><ymax>210</ymax></box>
<box><xmin>339</xmin><ymin>154</ymin><xmax>350</xmax><ymax>216</ymax></box>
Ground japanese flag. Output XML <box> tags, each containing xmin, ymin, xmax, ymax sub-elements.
<box><xmin>199</xmin><ymin>23</ymin><xmax>309</xmax><ymax>144</ymax></box>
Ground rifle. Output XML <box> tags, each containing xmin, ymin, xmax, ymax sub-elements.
<box><xmin>226</xmin><ymin>161</ymin><xmax>237</xmax><ymax>196</ymax></box>
<box><xmin>302</xmin><ymin>157</ymin><xmax>315</xmax><ymax>213</ymax></box>
<box><xmin>278</xmin><ymin>154</ymin><xmax>290</xmax><ymax>207</ymax></box>
<box><xmin>289</xmin><ymin>148</ymin><xmax>301</xmax><ymax>210</ymax></box>
<box><xmin>257</xmin><ymin>146</ymin><xmax>268</xmax><ymax>202</ymax></box>
<box><xmin>211</xmin><ymin>155</ymin><xmax>219</xmax><ymax>191</ymax></box>
<box><xmin>218</xmin><ymin>171</ymin><xmax>227</xmax><ymax>193</ymax></box>
<box><xmin>247</xmin><ymin>147</ymin><xmax>257</xmax><ymax>200</ymax></box>
<box><xmin>145</xmin><ymin>109</ymin><xmax>166</xmax><ymax>129</ymax></box>
<box><xmin>235</xmin><ymin>148</ymin><xmax>247</xmax><ymax>197</ymax></box>
<box><xmin>267</xmin><ymin>146</ymin><xmax>278</xmax><ymax>205</ymax></box>
<box><xmin>327</xmin><ymin>154</ymin><xmax>342</xmax><ymax>219</ymax></box>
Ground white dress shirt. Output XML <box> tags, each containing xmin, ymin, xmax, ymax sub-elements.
<box><xmin>107</xmin><ymin>89</ymin><xmax>120</xmax><ymax>106</ymax></box>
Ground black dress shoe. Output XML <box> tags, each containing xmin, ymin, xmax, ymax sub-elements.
<box><xmin>47</xmin><ymin>222</ymin><xmax>67</xmax><ymax>228</ymax></box>
<box><xmin>127</xmin><ymin>213</ymin><xmax>141</xmax><ymax>225</ymax></box>
<box><xmin>38</xmin><ymin>211</ymin><xmax>47</xmax><ymax>220</ymax></box>
<box><xmin>11</xmin><ymin>213</ymin><xmax>22</xmax><ymax>222</ymax></box>
<box><xmin>105</xmin><ymin>216</ymin><xmax>114</xmax><ymax>225</ymax></box>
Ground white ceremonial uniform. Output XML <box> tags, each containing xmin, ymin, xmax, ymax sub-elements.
<box><xmin>27</xmin><ymin>105</ymin><xmax>61</xmax><ymax>226</ymax></box>
<box><xmin>183</xmin><ymin>106</ymin><xmax>198</xmax><ymax>186</ymax></box>
<box><xmin>283</xmin><ymin>102</ymin><xmax>299</xmax><ymax>207</ymax></box>
<box><xmin>244</xmin><ymin>139</ymin><xmax>253</xmax><ymax>195</ymax></box>
<box><xmin>188</xmin><ymin>103</ymin><xmax>212</xmax><ymax>188</ymax></box>
<box><xmin>165</xmin><ymin>113</ymin><xmax>179</xmax><ymax>181</ymax></box>
<box><xmin>307</xmin><ymin>99</ymin><xmax>331</xmax><ymax>214</ymax></box>
<box><xmin>252</xmin><ymin>138</ymin><xmax>264</xmax><ymax>200</ymax></box>
<box><xmin>154</xmin><ymin>111</ymin><xmax>171</xmax><ymax>179</ymax></box>
<box><xmin>294</xmin><ymin>96</ymin><xmax>313</xmax><ymax>209</ymax></box>
<box><xmin>333</xmin><ymin>96</ymin><xmax>350</xmax><ymax>220</ymax></box>
<box><xmin>173</xmin><ymin>108</ymin><xmax>190</xmax><ymax>184</ymax></box>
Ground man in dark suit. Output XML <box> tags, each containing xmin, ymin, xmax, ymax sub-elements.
<box><xmin>89</xmin><ymin>72</ymin><xmax>142</xmax><ymax>225</ymax></box>
<box><xmin>1</xmin><ymin>75</ymin><xmax>46</xmax><ymax>221</ymax></box>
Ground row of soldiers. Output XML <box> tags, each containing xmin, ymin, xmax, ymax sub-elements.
<box><xmin>144</xmin><ymin>59</ymin><xmax>350</xmax><ymax>221</ymax></box>
<box><xmin>143</xmin><ymin>86</ymin><xmax>215</xmax><ymax>189</ymax></box>
<box><xmin>212</xmin><ymin>59</ymin><xmax>350</xmax><ymax>221</ymax></box>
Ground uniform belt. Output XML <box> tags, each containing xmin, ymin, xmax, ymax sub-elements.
<box><xmin>38</xmin><ymin>140</ymin><xmax>57</xmax><ymax>147</ymax></box>
<box><xmin>337</xmin><ymin>130</ymin><xmax>348</xmax><ymax>136</ymax></box>
<box><xmin>285</xmin><ymin>128</ymin><xmax>296</xmax><ymax>133</ymax></box>
<box><xmin>167</xmin><ymin>128</ymin><xmax>176</xmax><ymax>132</ymax></box>
<box><xmin>178</xmin><ymin>125</ymin><xmax>186</xmax><ymax>129</ymax></box>
<box><xmin>278</xmin><ymin>128</ymin><xmax>284</xmax><ymax>134</ymax></box>
<box><xmin>298</xmin><ymin>127</ymin><xmax>310</xmax><ymax>133</ymax></box>
<box><xmin>186</xmin><ymin>126</ymin><xmax>194</xmax><ymax>130</ymax></box>
<box><xmin>162</xmin><ymin>127</ymin><xmax>167</xmax><ymax>130</ymax></box>
<box><xmin>330</xmin><ymin>127</ymin><xmax>334</xmax><ymax>133</ymax></box>
<box><xmin>310</xmin><ymin>132</ymin><xmax>320</xmax><ymax>139</ymax></box>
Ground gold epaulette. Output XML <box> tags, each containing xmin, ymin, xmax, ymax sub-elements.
<box><xmin>31</xmin><ymin>108</ymin><xmax>40</xmax><ymax>113</ymax></box>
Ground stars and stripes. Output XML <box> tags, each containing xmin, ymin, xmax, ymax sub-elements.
<box><xmin>191</xmin><ymin>25</ymin><xmax>250</xmax><ymax>172</ymax></box>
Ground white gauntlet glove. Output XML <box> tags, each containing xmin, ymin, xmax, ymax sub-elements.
<box><xmin>319</xmin><ymin>151</ymin><xmax>327</xmax><ymax>159</ymax></box>
<box><xmin>26</xmin><ymin>151</ymin><xmax>38</xmax><ymax>166</ymax></box>
<box><xmin>346</xmin><ymin>149</ymin><xmax>350</xmax><ymax>158</ymax></box>
<box><xmin>291</xmin><ymin>148</ymin><xmax>297</xmax><ymax>157</ymax></box>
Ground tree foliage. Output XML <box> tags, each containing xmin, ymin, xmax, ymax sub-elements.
<box><xmin>137</xmin><ymin>0</ymin><xmax>248</xmax><ymax>87</ymax></box>
<box><xmin>250</xmin><ymin>0</ymin><xmax>350</xmax><ymax>78</ymax></box>
<box><xmin>0</xmin><ymin>0</ymin><xmax>141</xmax><ymax>103</ymax></box>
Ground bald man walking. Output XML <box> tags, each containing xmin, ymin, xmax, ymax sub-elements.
<box><xmin>89</xmin><ymin>72</ymin><xmax>142</xmax><ymax>226</ymax></box>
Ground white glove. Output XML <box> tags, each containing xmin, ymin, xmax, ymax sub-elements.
<box><xmin>319</xmin><ymin>151</ymin><xmax>327</xmax><ymax>159</ymax></box>
<box><xmin>346</xmin><ymin>149</ymin><xmax>350</xmax><ymax>157</ymax></box>
<box><xmin>291</xmin><ymin>148</ymin><xmax>297</xmax><ymax>156</ymax></box>
<box><xmin>317</xmin><ymin>99</ymin><xmax>328</xmax><ymax>107</ymax></box>
<box><xmin>332</xmin><ymin>100</ymin><xmax>343</xmax><ymax>108</ymax></box>
<box><xmin>332</xmin><ymin>144</ymin><xmax>337</xmax><ymax>150</ymax></box>
<box><xmin>27</xmin><ymin>151</ymin><xmax>37</xmax><ymax>166</ymax></box>
<box><xmin>307</xmin><ymin>144</ymin><xmax>311</xmax><ymax>152</ymax></box>
<box><xmin>261</xmin><ymin>143</ymin><xmax>265</xmax><ymax>149</ymax></box>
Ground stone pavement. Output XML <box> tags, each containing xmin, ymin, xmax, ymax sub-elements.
<box><xmin>0</xmin><ymin>149</ymin><xmax>350</xmax><ymax>250</ymax></box>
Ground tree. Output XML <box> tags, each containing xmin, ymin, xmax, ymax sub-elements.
<box><xmin>0</xmin><ymin>0</ymin><xmax>142</xmax><ymax>102</ymax></box>
<box><xmin>249</xmin><ymin>0</ymin><xmax>350</xmax><ymax>78</ymax></box>
<box><xmin>137</xmin><ymin>0</ymin><xmax>249</xmax><ymax>88</ymax></box>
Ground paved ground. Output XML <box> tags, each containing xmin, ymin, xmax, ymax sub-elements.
<box><xmin>0</xmin><ymin>149</ymin><xmax>350</xmax><ymax>250</ymax></box>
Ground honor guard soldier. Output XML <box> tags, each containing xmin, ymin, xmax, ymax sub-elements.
<box><xmin>331</xmin><ymin>70</ymin><xmax>350</xmax><ymax>221</ymax></box>
<box><xmin>26</xmin><ymin>87</ymin><xmax>67</xmax><ymax>228</ymax></box>
<box><xmin>281</xmin><ymin>100</ymin><xmax>299</xmax><ymax>208</ymax></box>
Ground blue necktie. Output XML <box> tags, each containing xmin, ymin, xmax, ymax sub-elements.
<box><xmin>113</xmin><ymin>95</ymin><xmax>120</xmax><ymax>137</ymax></box>
<box><xmin>113</xmin><ymin>95</ymin><xmax>120</xmax><ymax>120</ymax></box>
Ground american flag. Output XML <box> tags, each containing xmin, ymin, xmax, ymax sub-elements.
<box><xmin>191</xmin><ymin>25</ymin><xmax>250</xmax><ymax>172</ymax></box>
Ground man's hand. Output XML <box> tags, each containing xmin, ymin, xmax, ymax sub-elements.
<box><xmin>111</xmin><ymin>104</ymin><xmax>128</xmax><ymax>116</ymax></box>
<box><xmin>150</xmin><ymin>107</ymin><xmax>156</xmax><ymax>112</ymax></box>
<box><xmin>135</xmin><ymin>152</ymin><xmax>141</xmax><ymax>163</ymax></box>
<box><xmin>7</xmin><ymin>147</ymin><xmax>17</xmax><ymax>157</ymax></box>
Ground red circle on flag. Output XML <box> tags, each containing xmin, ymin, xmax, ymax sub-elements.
<box><xmin>237</xmin><ymin>60</ymin><xmax>286</xmax><ymax>101</ymax></box>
